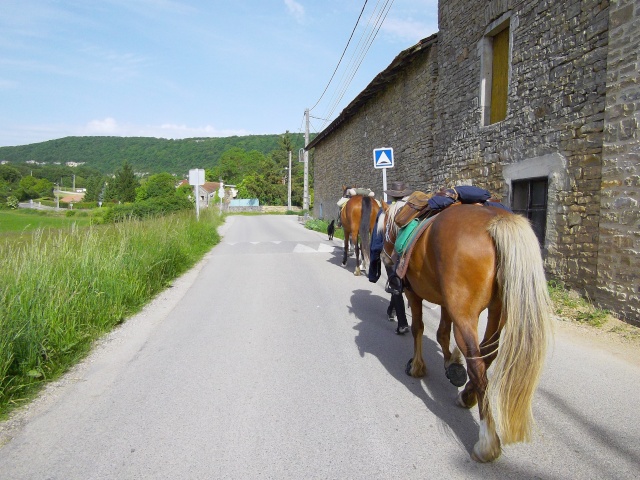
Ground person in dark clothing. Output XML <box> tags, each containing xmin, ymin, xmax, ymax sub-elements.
<box><xmin>368</xmin><ymin>181</ymin><xmax>413</xmax><ymax>335</ymax></box>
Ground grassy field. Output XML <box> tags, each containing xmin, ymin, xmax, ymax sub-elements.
<box><xmin>0</xmin><ymin>209</ymin><xmax>94</xmax><ymax>234</ymax></box>
<box><xmin>0</xmin><ymin>208</ymin><xmax>224</xmax><ymax>417</ymax></box>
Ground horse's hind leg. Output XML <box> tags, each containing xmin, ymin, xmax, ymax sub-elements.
<box><xmin>437</xmin><ymin>308</ymin><xmax>467</xmax><ymax>387</ymax></box>
<box><xmin>342</xmin><ymin>233</ymin><xmax>349</xmax><ymax>266</ymax></box>
<box><xmin>457</xmin><ymin>299</ymin><xmax>502</xmax><ymax>409</ymax></box>
<box><xmin>353</xmin><ymin>232</ymin><xmax>361</xmax><ymax>276</ymax></box>
<box><xmin>404</xmin><ymin>290</ymin><xmax>426</xmax><ymax>377</ymax></box>
<box><xmin>453</xmin><ymin>321</ymin><xmax>501</xmax><ymax>462</ymax></box>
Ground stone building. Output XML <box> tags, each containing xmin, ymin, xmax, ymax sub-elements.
<box><xmin>308</xmin><ymin>0</ymin><xmax>639</xmax><ymax>324</ymax></box>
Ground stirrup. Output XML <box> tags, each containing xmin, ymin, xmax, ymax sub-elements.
<box><xmin>385</xmin><ymin>276</ymin><xmax>403</xmax><ymax>295</ymax></box>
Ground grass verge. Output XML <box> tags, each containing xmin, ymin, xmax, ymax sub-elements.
<box><xmin>0</xmin><ymin>208</ymin><xmax>223</xmax><ymax>417</ymax></box>
<box><xmin>304</xmin><ymin>218</ymin><xmax>345</xmax><ymax>240</ymax></box>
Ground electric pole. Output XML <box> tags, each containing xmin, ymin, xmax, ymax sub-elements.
<box><xmin>304</xmin><ymin>108</ymin><xmax>310</xmax><ymax>212</ymax></box>
<box><xmin>288</xmin><ymin>150</ymin><xmax>292</xmax><ymax>210</ymax></box>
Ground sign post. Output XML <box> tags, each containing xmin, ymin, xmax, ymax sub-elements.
<box><xmin>218</xmin><ymin>181</ymin><xmax>225</xmax><ymax>213</ymax></box>
<box><xmin>188</xmin><ymin>168</ymin><xmax>205</xmax><ymax>220</ymax></box>
<box><xmin>373</xmin><ymin>148</ymin><xmax>394</xmax><ymax>202</ymax></box>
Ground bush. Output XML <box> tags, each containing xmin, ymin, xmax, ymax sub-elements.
<box><xmin>102</xmin><ymin>196</ymin><xmax>193</xmax><ymax>223</ymax></box>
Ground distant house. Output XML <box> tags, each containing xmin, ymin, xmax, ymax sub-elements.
<box><xmin>178</xmin><ymin>179</ymin><xmax>223</xmax><ymax>207</ymax></box>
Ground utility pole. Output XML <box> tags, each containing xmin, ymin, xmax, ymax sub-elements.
<box><xmin>304</xmin><ymin>108</ymin><xmax>310</xmax><ymax>212</ymax></box>
<box><xmin>287</xmin><ymin>150</ymin><xmax>292</xmax><ymax>210</ymax></box>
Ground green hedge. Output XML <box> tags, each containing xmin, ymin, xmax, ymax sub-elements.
<box><xmin>102</xmin><ymin>196</ymin><xmax>193</xmax><ymax>223</ymax></box>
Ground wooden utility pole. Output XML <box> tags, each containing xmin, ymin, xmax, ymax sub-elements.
<box><xmin>288</xmin><ymin>150</ymin><xmax>292</xmax><ymax>210</ymax></box>
<box><xmin>304</xmin><ymin>108</ymin><xmax>310</xmax><ymax>211</ymax></box>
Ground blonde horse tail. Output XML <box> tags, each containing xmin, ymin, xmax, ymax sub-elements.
<box><xmin>486</xmin><ymin>213</ymin><xmax>553</xmax><ymax>445</ymax></box>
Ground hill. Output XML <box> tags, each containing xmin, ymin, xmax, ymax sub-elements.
<box><xmin>0</xmin><ymin>134</ymin><xmax>307</xmax><ymax>175</ymax></box>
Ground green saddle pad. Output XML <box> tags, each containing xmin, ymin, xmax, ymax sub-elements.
<box><xmin>395</xmin><ymin>218</ymin><xmax>420</xmax><ymax>255</ymax></box>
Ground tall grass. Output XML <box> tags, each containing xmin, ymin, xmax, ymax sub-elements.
<box><xmin>0</xmin><ymin>208</ymin><xmax>223</xmax><ymax>416</ymax></box>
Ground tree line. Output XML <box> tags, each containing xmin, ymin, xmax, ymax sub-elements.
<box><xmin>0</xmin><ymin>134</ymin><xmax>306</xmax><ymax>175</ymax></box>
<box><xmin>0</xmin><ymin>132</ymin><xmax>314</xmax><ymax>208</ymax></box>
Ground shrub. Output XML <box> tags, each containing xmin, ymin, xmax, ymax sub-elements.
<box><xmin>102</xmin><ymin>196</ymin><xmax>193</xmax><ymax>223</ymax></box>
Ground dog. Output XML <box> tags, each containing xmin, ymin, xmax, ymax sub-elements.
<box><xmin>327</xmin><ymin>219</ymin><xmax>335</xmax><ymax>240</ymax></box>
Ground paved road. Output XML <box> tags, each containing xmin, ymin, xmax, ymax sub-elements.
<box><xmin>1</xmin><ymin>215</ymin><xmax>638</xmax><ymax>479</ymax></box>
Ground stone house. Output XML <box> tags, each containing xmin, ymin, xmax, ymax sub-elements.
<box><xmin>308</xmin><ymin>0</ymin><xmax>639</xmax><ymax>324</ymax></box>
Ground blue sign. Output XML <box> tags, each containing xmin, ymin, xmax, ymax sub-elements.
<box><xmin>373</xmin><ymin>148</ymin><xmax>394</xmax><ymax>169</ymax></box>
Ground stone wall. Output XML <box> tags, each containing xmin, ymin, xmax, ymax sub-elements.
<box><xmin>599</xmin><ymin>0</ymin><xmax>640</xmax><ymax>323</ymax></box>
<box><xmin>433</xmin><ymin>0</ymin><xmax>610</xmax><ymax>297</ymax></box>
<box><xmin>310</xmin><ymin>0</ymin><xmax>639</xmax><ymax>324</ymax></box>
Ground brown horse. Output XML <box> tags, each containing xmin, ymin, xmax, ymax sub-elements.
<box><xmin>378</xmin><ymin>201</ymin><xmax>552</xmax><ymax>462</ymax></box>
<box><xmin>340</xmin><ymin>190</ymin><xmax>380</xmax><ymax>276</ymax></box>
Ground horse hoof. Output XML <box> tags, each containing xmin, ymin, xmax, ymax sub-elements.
<box><xmin>471</xmin><ymin>437</ymin><xmax>501</xmax><ymax>463</ymax></box>
<box><xmin>405</xmin><ymin>359</ymin><xmax>413</xmax><ymax>376</ymax></box>
<box><xmin>445</xmin><ymin>363</ymin><xmax>468</xmax><ymax>387</ymax></box>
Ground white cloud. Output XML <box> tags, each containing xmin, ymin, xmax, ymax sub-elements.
<box><xmin>284</xmin><ymin>0</ymin><xmax>305</xmax><ymax>23</ymax></box>
<box><xmin>85</xmin><ymin>117</ymin><xmax>120</xmax><ymax>134</ymax></box>
<box><xmin>381</xmin><ymin>17</ymin><xmax>435</xmax><ymax>43</ymax></box>
<box><xmin>0</xmin><ymin>120</ymin><xmax>251</xmax><ymax>147</ymax></box>
<box><xmin>81</xmin><ymin>118</ymin><xmax>248</xmax><ymax>139</ymax></box>
<box><xmin>0</xmin><ymin>78</ymin><xmax>17</xmax><ymax>89</ymax></box>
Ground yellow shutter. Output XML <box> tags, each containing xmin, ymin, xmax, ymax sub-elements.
<box><xmin>490</xmin><ymin>26</ymin><xmax>509</xmax><ymax>124</ymax></box>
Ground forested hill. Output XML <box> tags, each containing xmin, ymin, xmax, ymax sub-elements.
<box><xmin>0</xmin><ymin>134</ymin><xmax>306</xmax><ymax>175</ymax></box>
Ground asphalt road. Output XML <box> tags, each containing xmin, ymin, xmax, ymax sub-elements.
<box><xmin>0</xmin><ymin>215</ymin><xmax>638</xmax><ymax>479</ymax></box>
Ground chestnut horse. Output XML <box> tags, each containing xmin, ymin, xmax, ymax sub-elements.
<box><xmin>340</xmin><ymin>192</ymin><xmax>380</xmax><ymax>276</ymax></box>
<box><xmin>378</xmin><ymin>201</ymin><xmax>552</xmax><ymax>462</ymax></box>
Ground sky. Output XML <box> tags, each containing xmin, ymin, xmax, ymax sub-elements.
<box><xmin>0</xmin><ymin>0</ymin><xmax>439</xmax><ymax>147</ymax></box>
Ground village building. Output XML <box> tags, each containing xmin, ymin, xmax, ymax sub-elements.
<box><xmin>308</xmin><ymin>0</ymin><xmax>639</xmax><ymax>324</ymax></box>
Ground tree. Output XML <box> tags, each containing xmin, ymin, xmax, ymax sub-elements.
<box><xmin>237</xmin><ymin>172</ymin><xmax>286</xmax><ymax>205</ymax></box>
<box><xmin>84</xmin><ymin>175</ymin><xmax>106</xmax><ymax>202</ymax></box>
<box><xmin>135</xmin><ymin>173</ymin><xmax>177</xmax><ymax>201</ymax></box>
<box><xmin>0</xmin><ymin>165</ymin><xmax>20</xmax><ymax>183</ymax></box>
<box><xmin>32</xmin><ymin>178</ymin><xmax>54</xmax><ymax>198</ymax></box>
<box><xmin>111</xmin><ymin>162</ymin><xmax>139</xmax><ymax>202</ymax></box>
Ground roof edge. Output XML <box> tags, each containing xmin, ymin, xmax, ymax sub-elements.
<box><xmin>306</xmin><ymin>32</ymin><xmax>438</xmax><ymax>151</ymax></box>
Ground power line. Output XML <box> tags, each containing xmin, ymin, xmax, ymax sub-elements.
<box><xmin>309</xmin><ymin>0</ymin><xmax>369</xmax><ymax>112</ymax></box>
<box><xmin>320</xmin><ymin>0</ymin><xmax>395</xmax><ymax>131</ymax></box>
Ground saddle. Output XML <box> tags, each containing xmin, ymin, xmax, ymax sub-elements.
<box><xmin>394</xmin><ymin>185</ymin><xmax>494</xmax><ymax>229</ymax></box>
<box><xmin>394</xmin><ymin>191</ymin><xmax>432</xmax><ymax>228</ymax></box>
<box><xmin>392</xmin><ymin>185</ymin><xmax>500</xmax><ymax>280</ymax></box>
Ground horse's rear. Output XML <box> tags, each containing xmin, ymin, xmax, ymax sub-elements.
<box><xmin>340</xmin><ymin>195</ymin><xmax>379</xmax><ymax>275</ymax></box>
<box><xmin>396</xmin><ymin>204</ymin><xmax>552</xmax><ymax>462</ymax></box>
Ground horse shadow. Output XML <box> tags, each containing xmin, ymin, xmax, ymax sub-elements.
<box><xmin>349</xmin><ymin>288</ymin><xmax>479</xmax><ymax>457</ymax></box>
<box><xmin>326</xmin><ymin>244</ymin><xmax>346</xmax><ymax>267</ymax></box>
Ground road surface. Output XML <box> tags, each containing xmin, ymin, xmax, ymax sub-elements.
<box><xmin>1</xmin><ymin>215</ymin><xmax>638</xmax><ymax>479</ymax></box>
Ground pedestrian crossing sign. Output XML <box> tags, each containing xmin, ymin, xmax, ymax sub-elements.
<box><xmin>373</xmin><ymin>148</ymin><xmax>394</xmax><ymax>169</ymax></box>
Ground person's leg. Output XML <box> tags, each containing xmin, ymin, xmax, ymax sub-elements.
<box><xmin>391</xmin><ymin>293</ymin><xmax>409</xmax><ymax>334</ymax></box>
<box><xmin>386</xmin><ymin>299</ymin><xmax>395</xmax><ymax>321</ymax></box>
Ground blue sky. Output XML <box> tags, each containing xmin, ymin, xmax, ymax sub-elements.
<box><xmin>0</xmin><ymin>1</ymin><xmax>438</xmax><ymax>147</ymax></box>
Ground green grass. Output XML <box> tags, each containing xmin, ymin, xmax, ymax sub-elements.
<box><xmin>548</xmin><ymin>280</ymin><xmax>611</xmax><ymax>327</ymax></box>
<box><xmin>0</xmin><ymin>209</ymin><xmax>94</xmax><ymax>233</ymax></box>
<box><xmin>0</xmin><ymin>208</ymin><xmax>224</xmax><ymax>417</ymax></box>
<box><xmin>304</xmin><ymin>218</ymin><xmax>345</xmax><ymax>240</ymax></box>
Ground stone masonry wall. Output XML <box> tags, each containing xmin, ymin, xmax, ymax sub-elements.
<box><xmin>599</xmin><ymin>0</ymin><xmax>640</xmax><ymax>325</ymax></box>
<box><xmin>434</xmin><ymin>0</ymin><xmax>610</xmax><ymax>296</ymax></box>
